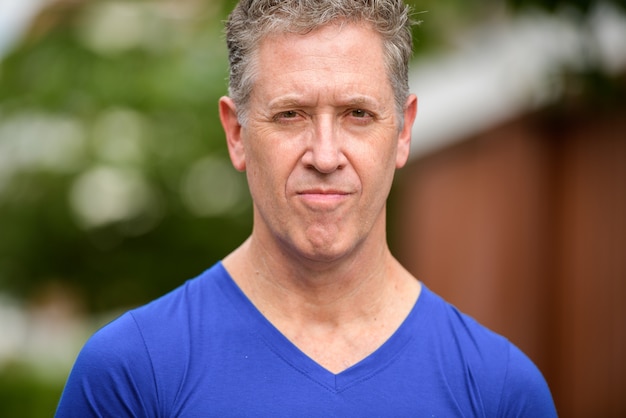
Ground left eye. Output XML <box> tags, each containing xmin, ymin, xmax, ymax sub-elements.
<box><xmin>279</xmin><ymin>111</ymin><xmax>298</xmax><ymax>118</ymax></box>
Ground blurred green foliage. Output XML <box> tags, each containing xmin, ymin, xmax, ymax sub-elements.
<box><xmin>509</xmin><ymin>0</ymin><xmax>626</xmax><ymax>14</ymax></box>
<box><xmin>0</xmin><ymin>0</ymin><xmax>250</xmax><ymax>312</ymax></box>
<box><xmin>0</xmin><ymin>363</ymin><xmax>64</xmax><ymax>418</ymax></box>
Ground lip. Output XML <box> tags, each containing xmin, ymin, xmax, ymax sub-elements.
<box><xmin>295</xmin><ymin>188</ymin><xmax>352</xmax><ymax>209</ymax></box>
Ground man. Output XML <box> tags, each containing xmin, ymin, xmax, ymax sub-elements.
<box><xmin>56</xmin><ymin>1</ymin><xmax>557</xmax><ymax>416</ymax></box>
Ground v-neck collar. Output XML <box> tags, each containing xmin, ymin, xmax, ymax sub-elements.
<box><xmin>214</xmin><ymin>262</ymin><xmax>425</xmax><ymax>393</ymax></box>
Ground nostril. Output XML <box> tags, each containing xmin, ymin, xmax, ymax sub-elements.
<box><xmin>300</xmin><ymin>117</ymin><xmax>349</xmax><ymax>174</ymax></box>
<box><xmin>308</xmin><ymin>150</ymin><xmax>342</xmax><ymax>174</ymax></box>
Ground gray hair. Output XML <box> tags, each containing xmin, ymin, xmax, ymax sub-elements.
<box><xmin>224</xmin><ymin>0</ymin><xmax>416</xmax><ymax>125</ymax></box>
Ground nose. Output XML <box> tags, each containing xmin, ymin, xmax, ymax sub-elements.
<box><xmin>302</xmin><ymin>116</ymin><xmax>345</xmax><ymax>174</ymax></box>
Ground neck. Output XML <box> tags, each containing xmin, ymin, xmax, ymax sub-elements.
<box><xmin>224</xmin><ymin>224</ymin><xmax>414</xmax><ymax>324</ymax></box>
<box><xmin>222</xmin><ymin>229</ymin><xmax>420</xmax><ymax>374</ymax></box>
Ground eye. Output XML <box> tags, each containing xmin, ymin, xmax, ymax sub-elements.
<box><xmin>347</xmin><ymin>109</ymin><xmax>374</xmax><ymax>124</ymax></box>
<box><xmin>274</xmin><ymin>110</ymin><xmax>300</xmax><ymax>122</ymax></box>
<box><xmin>351</xmin><ymin>109</ymin><xmax>369</xmax><ymax>118</ymax></box>
<box><xmin>281</xmin><ymin>111</ymin><xmax>298</xmax><ymax>118</ymax></box>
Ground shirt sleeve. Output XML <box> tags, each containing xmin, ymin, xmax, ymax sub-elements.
<box><xmin>497</xmin><ymin>344</ymin><xmax>558</xmax><ymax>417</ymax></box>
<box><xmin>55</xmin><ymin>312</ymin><xmax>160</xmax><ymax>418</ymax></box>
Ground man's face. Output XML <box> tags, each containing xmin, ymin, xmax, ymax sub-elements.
<box><xmin>222</xmin><ymin>22</ymin><xmax>416</xmax><ymax>265</ymax></box>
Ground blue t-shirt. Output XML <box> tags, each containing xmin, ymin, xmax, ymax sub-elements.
<box><xmin>56</xmin><ymin>262</ymin><xmax>556</xmax><ymax>417</ymax></box>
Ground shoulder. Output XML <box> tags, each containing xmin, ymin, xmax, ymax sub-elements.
<box><xmin>497</xmin><ymin>344</ymin><xmax>558</xmax><ymax>417</ymax></box>
<box><xmin>416</xmin><ymin>286</ymin><xmax>557</xmax><ymax>417</ymax></box>
<box><xmin>418</xmin><ymin>286</ymin><xmax>512</xmax><ymax>363</ymax></box>
<box><xmin>56</xmin><ymin>263</ymin><xmax>228</xmax><ymax>417</ymax></box>
<box><xmin>91</xmin><ymin>262</ymin><xmax>229</xmax><ymax>366</ymax></box>
<box><xmin>55</xmin><ymin>312</ymin><xmax>158</xmax><ymax>417</ymax></box>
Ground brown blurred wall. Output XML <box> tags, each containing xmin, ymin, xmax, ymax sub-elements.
<box><xmin>392</xmin><ymin>102</ymin><xmax>626</xmax><ymax>418</ymax></box>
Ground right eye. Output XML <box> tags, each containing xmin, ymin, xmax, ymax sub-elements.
<box><xmin>273</xmin><ymin>110</ymin><xmax>303</xmax><ymax>124</ymax></box>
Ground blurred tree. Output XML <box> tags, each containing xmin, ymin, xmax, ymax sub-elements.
<box><xmin>0</xmin><ymin>363</ymin><xmax>65</xmax><ymax>418</ymax></box>
<box><xmin>0</xmin><ymin>0</ymin><xmax>251</xmax><ymax>312</ymax></box>
<box><xmin>508</xmin><ymin>0</ymin><xmax>626</xmax><ymax>14</ymax></box>
<box><xmin>507</xmin><ymin>0</ymin><xmax>626</xmax><ymax>105</ymax></box>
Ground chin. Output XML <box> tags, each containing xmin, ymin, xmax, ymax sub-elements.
<box><xmin>295</xmin><ymin>238</ymin><xmax>360</xmax><ymax>266</ymax></box>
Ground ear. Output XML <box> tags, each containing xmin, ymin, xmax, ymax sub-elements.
<box><xmin>219</xmin><ymin>96</ymin><xmax>246</xmax><ymax>171</ymax></box>
<box><xmin>395</xmin><ymin>94</ymin><xmax>417</xmax><ymax>169</ymax></box>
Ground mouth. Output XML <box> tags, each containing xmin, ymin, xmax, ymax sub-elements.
<box><xmin>298</xmin><ymin>187</ymin><xmax>349</xmax><ymax>195</ymax></box>
<box><xmin>295</xmin><ymin>188</ymin><xmax>352</xmax><ymax>209</ymax></box>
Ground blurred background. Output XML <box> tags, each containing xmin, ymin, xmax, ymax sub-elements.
<box><xmin>0</xmin><ymin>0</ymin><xmax>624</xmax><ymax>416</ymax></box>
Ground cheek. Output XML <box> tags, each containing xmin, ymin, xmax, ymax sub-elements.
<box><xmin>244</xmin><ymin>138</ymin><xmax>296</xmax><ymax>199</ymax></box>
<box><xmin>354</xmin><ymin>133</ymin><xmax>398</xmax><ymax>171</ymax></box>
<box><xmin>355</xmin><ymin>141</ymin><xmax>398</xmax><ymax>196</ymax></box>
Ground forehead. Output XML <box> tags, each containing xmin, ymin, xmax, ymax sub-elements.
<box><xmin>251</xmin><ymin>23</ymin><xmax>392</xmax><ymax>102</ymax></box>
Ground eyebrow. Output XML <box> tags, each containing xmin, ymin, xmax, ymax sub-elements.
<box><xmin>267</xmin><ymin>96</ymin><xmax>307</xmax><ymax>111</ymax></box>
<box><xmin>340</xmin><ymin>96</ymin><xmax>381</xmax><ymax>110</ymax></box>
<box><xmin>267</xmin><ymin>94</ymin><xmax>383</xmax><ymax>111</ymax></box>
